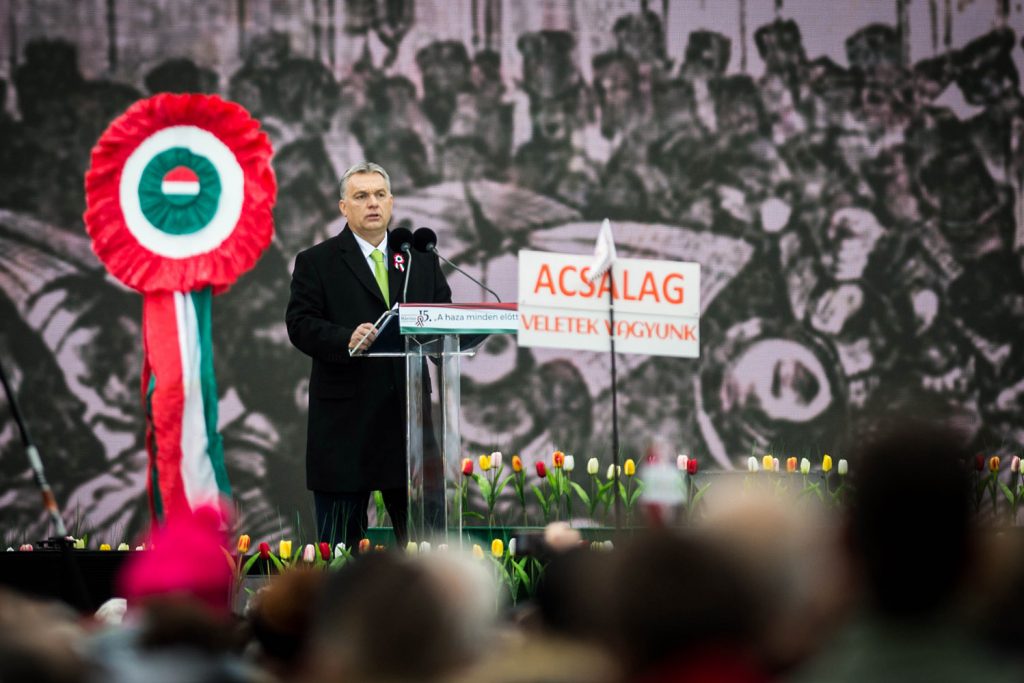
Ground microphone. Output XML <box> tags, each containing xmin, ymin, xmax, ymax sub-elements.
<box><xmin>412</xmin><ymin>227</ymin><xmax>502</xmax><ymax>303</ymax></box>
<box><xmin>387</xmin><ymin>227</ymin><xmax>414</xmax><ymax>304</ymax></box>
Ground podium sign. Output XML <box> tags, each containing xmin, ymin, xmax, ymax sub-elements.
<box><xmin>398</xmin><ymin>303</ymin><xmax>518</xmax><ymax>334</ymax></box>
<box><xmin>517</xmin><ymin>250</ymin><xmax>701</xmax><ymax>358</ymax></box>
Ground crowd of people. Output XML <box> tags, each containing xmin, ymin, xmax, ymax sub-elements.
<box><xmin>2</xmin><ymin>423</ymin><xmax>1024</xmax><ymax>683</ymax></box>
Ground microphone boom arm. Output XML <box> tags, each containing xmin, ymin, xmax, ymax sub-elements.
<box><xmin>433</xmin><ymin>249</ymin><xmax>502</xmax><ymax>303</ymax></box>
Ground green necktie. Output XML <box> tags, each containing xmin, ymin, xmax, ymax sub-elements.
<box><xmin>370</xmin><ymin>248</ymin><xmax>389</xmax><ymax>305</ymax></box>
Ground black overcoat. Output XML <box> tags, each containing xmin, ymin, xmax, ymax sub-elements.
<box><xmin>285</xmin><ymin>226</ymin><xmax>452</xmax><ymax>492</ymax></box>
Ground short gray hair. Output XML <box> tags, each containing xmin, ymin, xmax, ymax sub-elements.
<box><xmin>339</xmin><ymin>162</ymin><xmax>392</xmax><ymax>199</ymax></box>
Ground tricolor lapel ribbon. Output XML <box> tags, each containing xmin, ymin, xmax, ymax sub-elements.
<box><xmin>393</xmin><ymin>252</ymin><xmax>405</xmax><ymax>272</ymax></box>
<box><xmin>84</xmin><ymin>93</ymin><xmax>276</xmax><ymax>525</ymax></box>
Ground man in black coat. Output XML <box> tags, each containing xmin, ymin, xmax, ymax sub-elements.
<box><xmin>286</xmin><ymin>161</ymin><xmax>451</xmax><ymax>547</ymax></box>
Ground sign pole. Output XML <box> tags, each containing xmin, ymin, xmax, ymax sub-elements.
<box><xmin>606</xmin><ymin>264</ymin><xmax>622</xmax><ymax>530</ymax></box>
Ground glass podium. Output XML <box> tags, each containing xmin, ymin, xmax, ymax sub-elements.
<box><xmin>354</xmin><ymin>302</ymin><xmax>518</xmax><ymax>544</ymax></box>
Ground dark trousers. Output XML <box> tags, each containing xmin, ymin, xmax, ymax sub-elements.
<box><xmin>313</xmin><ymin>488</ymin><xmax>407</xmax><ymax>548</ymax></box>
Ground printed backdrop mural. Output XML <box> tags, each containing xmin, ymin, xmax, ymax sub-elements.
<box><xmin>2</xmin><ymin>0</ymin><xmax>1024</xmax><ymax>541</ymax></box>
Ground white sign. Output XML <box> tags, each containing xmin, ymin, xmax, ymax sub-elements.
<box><xmin>517</xmin><ymin>250</ymin><xmax>700</xmax><ymax>358</ymax></box>
<box><xmin>398</xmin><ymin>303</ymin><xmax>518</xmax><ymax>334</ymax></box>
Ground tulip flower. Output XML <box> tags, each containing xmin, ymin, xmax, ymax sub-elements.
<box><xmin>117</xmin><ymin>543</ymin><xmax>130</xmax><ymax>551</ymax></box>
<box><xmin>279</xmin><ymin>540</ymin><xmax>292</xmax><ymax>559</ymax></box>
<box><xmin>374</xmin><ymin>544</ymin><xmax>386</xmax><ymax>552</ymax></box>
<box><xmin>747</xmin><ymin>456</ymin><xmax>759</xmax><ymax>473</ymax></box>
<box><xmin>677</xmin><ymin>455</ymin><xmax>688</xmax><ymax>471</ymax></box>
<box><xmin>99</xmin><ymin>544</ymin><xmax>111</xmax><ymax>551</ymax></box>
<box><xmin>319</xmin><ymin>542</ymin><xmax>331</xmax><ymax>560</ymax></box>
<box><xmin>553</xmin><ymin>451</ymin><xmax>565</xmax><ymax>468</ymax></box>
<box><xmin>989</xmin><ymin>456</ymin><xmax>1001</xmax><ymax>473</ymax></box>
<box><xmin>1012</xmin><ymin>456</ymin><xmax>1021</xmax><ymax>473</ymax></box>
<box><xmin>438</xmin><ymin>544</ymin><xmax>449</xmax><ymax>552</ymax></box>
<box><xmin>358</xmin><ymin>538</ymin><xmax>371</xmax><ymax>553</ymax></box>
<box><xmin>258</xmin><ymin>542</ymin><xmax>271</xmax><ymax>560</ymax></box>
<box><xmin>762</xmin><ymin>454</ymin><xmax>773</xmax><ymax>471</ymax></box>
<box><xmin>800</xmin><ymin>458</ymin><xmax>811</xmax><ymax>475</ymax></box>
<box><xmin>73</xmin><ymin>538</ymin><xmax>85</xmax><ymax>550</ymax></box>
<box><xmin>20</xmin><ymin>544</ymin><xmax>34</xmax><ymax>551</ymax></box>
<box><xmin>536</xmin><ymin>461</ymin><xmax>547</xmax><ymax>478</ymax></box>
<box><xmin>461</xmin><ymin>458</ymin><xmax>473</xmax><ymax>476</ymax></box>
<box><xmin>687</xmin><ymin>458</ymin><xmax>698</xmax><ymax>475</ymax></box>
<box><xmin>772</xmin><ymin>457</ymin><xmax>780</xmax><ymax>472</ymax></box>
<box><xmin>822</xmin><ymin>454</ymin><xmax>833</xmax><ymax>473</ymax></box>
<box><xmin>512</xmin><ymin>455</ymin><xmax>523</xmax><ymax>472</ymax></box>
<box><xmin>975</xmin><ymin>454</ymin><xmax>985</xmax><ymax>472</ymax></box>
<box><xmin>236</xmin><ymin>534</ymin><xmax>251</xmax><ymax>554</ymax></box>
<box><xmin>491</xmin><ymin>538</ymin><xmax>504</xmax><ymax>558</ymax></box>
<box><xmin>624</xmin><ymin>459</ymin><xmax>636</xmax><ymax>476</ymax></box>
<box><xmin>472</xmin><ymin>544</ymin><xmax>484</xmax><ymax>560</ymax></box>
<box><xmin>302</xmin><ymin>544</ymin><xmax>316</xmax><ymax>563</ymax></box>
<box><xmin>508</xmin><ymin>538</ymin><xmax>517</xmax><ymax>557</ymax></box>
<box><xmin>564</xmin><ymin>455</ymin><xmax>576</xmax><ymax>472</ymax></box>
<box><xmin>786</xmin><ymin>457</ymin><xmax>797</xmax><ymax>473</ymax></box>
<box><xmin>135</xmin><ymin>545</ymin><xmax>145</xmax><ymax>551</ymax></box>
<box><xmin>587</xmin><ymin>457</ymin><xmax>600</xmax><ymax>475</ymax></box>
<box><xmin>838</xmin><ymin>459</ymin><xmax>849</xmax><ymax>476</ymax></box>
<box><xmin>607</xmin><ymin>464</ymin><xmax>621</xmax><ymax>480</ymax></box>
<box><xmin>334</xmin><ymin>543</ymin><xmax>346</xmax><ymax>558</ymax></box>
<box><xmin>419</xmin><ymin>541</ymin><xmax>431</xmax><ymax>553</ymax></box>
<box><xmin>479</xmin><ymin>454</ymin><xmax>491</xmax><ymax>471</ymax></box>
<box><xmin>406</xmin><ymin>541</ymin><xmax>418</xmax><ymax>555</ymax></box>
<box><xmin>490</xmin><ymin>451</ymin><xmax>503</xmax><ymax>470</ymax></box>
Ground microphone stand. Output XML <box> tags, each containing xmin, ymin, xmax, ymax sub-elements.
<box><xmin>0</xmin><ymin>359</ymin><xmax>92</xmax><ymax>612</ymax></box>
<box><xmin>0</xmin><ymin>360</ymin><xmax>68</xmax><ymax>537</ymax></box>
<box><xmin>401</xmin><ymin>245</ymin><xmax>414</xmax><ymax>304</ymax></box>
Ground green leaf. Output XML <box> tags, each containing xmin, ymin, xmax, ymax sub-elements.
<box><xmin>269</xmin><ymin>554</ymin><xmax>284</xmax><ymax>572</ymax></box>
<box><xmin>473</xmin><ymin>473</ymin><xmax>493</xmax><ymax>501</ymax></box>
<box><xmin>463</xmin><ymin>511</ymin><xmax>485</xmax><ymax>521</ymax></box>
<box><xmin>629</xmin><ymin>481</ymin><xmax>645</xmax><ymax>506</ymax></box>
<box><xmin>690</xmin><ymin>482</ymin><xmax>711</xmax><ymax>509</ymax></box>
<box><xmin>511</xmin><ymin>558</ymin><xmax>532</xmax><ymax>596</ymax></box>
<box><xmin>494</xmin><ymin>474</ymin><xmax>514</xmax><ymax>498</ymax></box>
<box><xmin>1000</xmin><ymin>482</ymin><xmax>1016</xmax><ymax>505</ymax></box>
<box><xmin>531</xmin><ymin>485</ymin><xmax>550</xmax><ymax>514</ymax></box>
<box><xmin>570</xmin><ymin>481</ymin><xmax>591</xmax><ymax>507</ymax></box>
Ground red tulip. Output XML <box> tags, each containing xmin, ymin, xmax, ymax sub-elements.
<box><xmin>358</xmin><ymin>538</ymin><xmax>371</xmax><ymax>553</ymax></box>
<box><xmin>319</xmin><ymin>542</ymin><xmax>331</xmax><ymax>560</ymax></box>
<box><xmin>461</xmin><ymin>458</ymin><xmax>473</xmax><ymax>476</ymax></box>
<box><xmin>975</xmin><ymin>454</ymin><xmax>985</xmax><ymax>472</ymax></box>
<box><xmin>258</xmin><ymin>541</ymin><xmax>271</xmax><ymax>560</ymax></box>
<box><xmin>536</xmin><ymin>461</ymin><xmax>547</xmax><ymax>478</ymax></box>
<box><xmin>687</xmin><ymin>458</ymin><xmax>698</xmax><ymax>475</ymax></box>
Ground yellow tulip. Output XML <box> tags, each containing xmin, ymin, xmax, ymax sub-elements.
<box><xmin>491</xmin><ymin>539</ymin><xmax>504</xmax><ymax>558</ymax></box>
<box><xmin>762</xmin><ymin>454</ymin><xmax>773</xmax><ymax>471</ymax></box>
<box><xmin>822</xmin><ymin>454</ymin><xmax>833</xmax><ymax>473</ymax></box>
<box><xmin>479</xmin><ymin>454</ymin><xmax>492</xmax><ymax>471</ymax></box>
<box><xmin>236</xmin><ymin>534</ymin><xmax>251</xmax><ymax>554</ymax></box>
<box><xmin>989</xmin><ymin>456</ymin><xmax>1001</xmax><ymax>473</ymax></box>
<box><xmin>279</xmin><ymin>540</ymin><xmax>292</xmax><ymax>559</ymax></box>
<box><xmin>512</xmin><ymin>455</ymin><xmax>523</xmax><ymax>472</ymax></box>
<box><xmin>472</xmin><ymin>544</ymin><xmax>484</xmax><ymax>560</ymax></box>
<box><xmin>624</xmin><ymin>459</ymin><xmax>636</xmax><ymax>476</ymax></box>
<box><xmin>99</xmin><ymin>544</ymin><xmax>111</xmax><ymax>551</ymax></box>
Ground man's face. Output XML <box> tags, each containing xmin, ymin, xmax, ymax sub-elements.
<box><xmin>339</xmin><ymin>171</ymin><xmax>393</xmax><ymax>244</ymax></box>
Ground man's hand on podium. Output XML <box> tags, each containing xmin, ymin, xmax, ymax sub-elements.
<box><xmin>349</xmin><ymin>322</ymin><xmax>378</xmax><ymax>352</ymax></box>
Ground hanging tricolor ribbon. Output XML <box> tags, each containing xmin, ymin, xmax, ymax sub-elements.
<box><xmin>84</xmin><ymin>93</ymin><xmax>276</xmax><ymax>525</ymax></box>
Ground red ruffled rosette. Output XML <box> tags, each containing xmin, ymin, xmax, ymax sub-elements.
<box><xmin>84</xmin><ymin>93</ymin><xmax>276</xmax><ymax>293</ymax></box>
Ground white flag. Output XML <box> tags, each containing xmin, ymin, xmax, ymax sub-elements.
<box><xmin>586</xmin><ymin>218</ymin><xmax>617</xmax><ymax>283</ymax></box>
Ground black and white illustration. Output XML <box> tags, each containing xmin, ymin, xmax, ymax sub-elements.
<box><xmin>2</xmin><ymin>0</ymin><xmax>1023</xmax><ymax>541</ymax></box>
